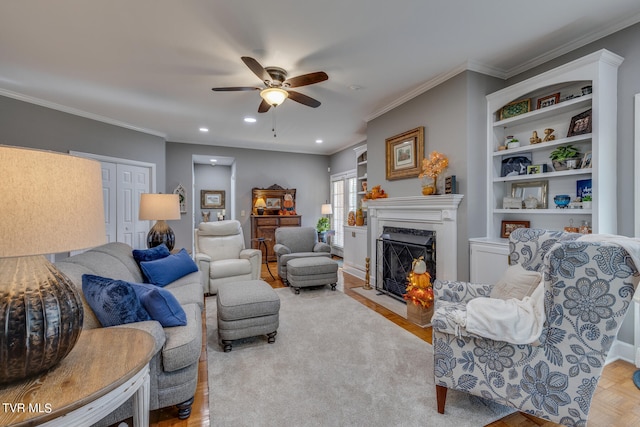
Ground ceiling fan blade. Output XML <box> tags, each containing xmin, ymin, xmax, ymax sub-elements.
<box><xmin>258</xmin><ymin>99</ymin><xmax>272</xmax><ymax>113</ymax></box>
<box><xmin>211</xmin><ymin>86</ymin><xmax>260</xmax><ymax>92</ymax></box>
<box><xmin>284</xmin><ymin>71</ymin><xmax>328</xmax><ymax>88</ymax></box>
<box><xmin>242</xmin><ymin>56</ymin><xmax>271</xmax><ymax>83</ymax></box>
<box><xmin>287</xmin><ymin>90</ymin><xmax>321</xmax><ymax>108</ymax></box>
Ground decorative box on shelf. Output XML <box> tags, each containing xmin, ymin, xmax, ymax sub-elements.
<box><xmin>503</xmin><ymin>197</ymin><xmax>522</xmax><ymax>209</ymax></box>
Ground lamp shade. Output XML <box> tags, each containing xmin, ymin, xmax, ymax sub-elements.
<box><xmin>321</xmin><ymin>203</ymin><xmax>333</xmax><ymax>215</ymax></box>
<box><xmin>0</xmin><ymin>145</ymin><xmax>106</xmax><ymax>258</ymax></box>
<box><xmin>260</xmin><ymin>87</ymin><xmax>289</xmax><ymax>107</ymax></box>
<box><xmin>139</xmin><ymin>193</ymin><xmax>181</xmax><ymax>220</ymax></box>
<box><xmin>254</xmin><ymin>197</ymin><xmax>267</xmax><ymax>209</ymax></box>
<box><xmin>0</xmin><ymin>145</ymin><xmax>106</xmax><ymax>384</ymax></box>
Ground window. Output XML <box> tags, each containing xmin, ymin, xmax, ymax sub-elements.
<box><xmin>330</xmin><ymin>170</ymin><xmax>356</xmax><ymax>249</ymax></box>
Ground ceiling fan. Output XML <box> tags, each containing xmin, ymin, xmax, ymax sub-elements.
<box><xmin>212</xmin><ymin>56</ymin><xmax>328</xmax><ymax>113</ymax></box>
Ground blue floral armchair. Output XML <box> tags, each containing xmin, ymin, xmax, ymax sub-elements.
<box><xmin>432</xmin><ymin>228</ymin><xmax>640</xmax><ymax>425</ymax></box>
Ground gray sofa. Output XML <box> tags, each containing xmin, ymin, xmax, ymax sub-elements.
<box><xmin>273</xmin><ymin>226</ymin><xmax>331</xmax><ymax>283</ymax></box>
<box><xmin>55</xmin><ymin>242</ymin><xmax>204</xmax><ymax>425</ymax></box>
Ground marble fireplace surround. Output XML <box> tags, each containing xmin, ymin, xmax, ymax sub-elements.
<box><xmin>366</xmin><ymin>194</ymin><xmax>464</xmax><ymax>288</ymax></box>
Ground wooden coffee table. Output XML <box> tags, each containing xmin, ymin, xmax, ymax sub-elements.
<box><xmin>0</xmin><ymin>327</ymin><xmax>155</xmax><ymax>427</ymax></box>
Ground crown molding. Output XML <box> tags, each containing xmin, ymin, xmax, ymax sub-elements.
<box><xmin>0</xmin><ymin>88</ymin><xmax>167</xmax><ymax>138</ymax></box>
<box><xmin>505</xmin><ymin>12</ymin><xmax>640</xmax><ymax>78</ymax></box>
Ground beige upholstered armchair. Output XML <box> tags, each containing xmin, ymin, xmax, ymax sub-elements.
<box><xmin>432</xmin><ymin>228</ymin><xmax>640</xmax><ymax>425</ymax></box>
<box><xmin>194</xmin><ymin>220</ymin><xmax>261</xmax><ymax>295</ymax></box>
<box><xmin>273</xmin><ymin>226</ymin><xmax>331</xmax><ymax>284</ymax></box>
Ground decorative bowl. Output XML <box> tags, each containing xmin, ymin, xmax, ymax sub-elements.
<box><xmin>554</xmin><ymin>194</ymin><xmax>571</xmax><ymax>208</ymax></box>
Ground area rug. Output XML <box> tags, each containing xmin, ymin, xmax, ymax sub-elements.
<box><xmin>206</xmin><ymin>287</ymin><xmax>514</xmax><ymax>426</ymax></box>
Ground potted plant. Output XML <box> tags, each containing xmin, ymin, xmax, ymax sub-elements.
<box><xmin>316</xmin><ymin>217</ymin><xmax>330</xmax><ymax>242</ymax></box>
<box><xmin>550</xmin><ymin>144</ymin><xmax>581</xmax><ymax>170</ymax></box>
<box><xmin>582</xmin><ymin>195</ymin><xmax>592</xmax><ymax>209</ymax></box>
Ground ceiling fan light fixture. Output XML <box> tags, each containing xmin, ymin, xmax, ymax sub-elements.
<box><xmin>260</xmin><ymin>87</ymin><xmax>289</xmax><ymax>107</ymax></box>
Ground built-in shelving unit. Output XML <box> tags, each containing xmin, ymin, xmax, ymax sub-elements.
<box><xmin>471</xmin><ymin>50</ymin><xmax>622</xmax><ymax>282</ymax></box>
<box><xmin>354</xmin><ymin>145</ymin><xmax>368</xmax><ymax>209</ymax></box>
<box><xmin>343</xmin><ymin>144</ymin><xmax>368</xmax><ymax>280</ymax></box>
<box><xmin>485</xmin><ymin>49</ymin><xmax>622</xmax><ymax>241</ymax></box>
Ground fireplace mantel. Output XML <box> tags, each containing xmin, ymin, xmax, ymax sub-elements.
<box><xmin>366</xmin><ymin>194</ymin><xmax>464</xmax><ymax>286</ymax></box>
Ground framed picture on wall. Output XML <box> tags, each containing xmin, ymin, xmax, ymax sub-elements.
<box><xmin>201</xmin><ymin>190</ymin><xmax>225</xmax><ymax>209</ymax></box>
<box><xmin>385</xmin><ymin>127</ymin><xmax>424</xmax><ymax>180</ymax></box>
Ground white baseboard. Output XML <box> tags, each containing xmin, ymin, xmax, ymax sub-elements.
<box><xmin>342</xmin><ymin>266</ymin><xmax>366</xmax><ymax>281</ymax></box>
<box><xmin>605</xmin><ymin>339</ymin><xmax>636</xmax><ymax>366</ymax></box>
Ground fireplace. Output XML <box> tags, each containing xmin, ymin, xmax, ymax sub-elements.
<box><xmin>366</xmin><ymin>195</ymin><xmax>464</xmax><ymax>289</ymax></box>
<box><xmin>376</xmin><ymin>227</ymin><xmax>435</xmax><ymax>301</ymax></box>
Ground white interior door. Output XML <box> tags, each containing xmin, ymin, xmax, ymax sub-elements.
<box><xmin>101</xmin><ymin>162</ymin><xmax>117</xmax><ymax>243</ymax></box>
<box><xmin>117</xmin><ymin>163</ymin><xmax>150</xmax><ymax>249</ymax></box>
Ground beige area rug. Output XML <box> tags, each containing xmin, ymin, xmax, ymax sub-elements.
<box><xmin>206</xmin><ymin>287</ymin><xmax>514</xmax><ymax>426</ymax></box>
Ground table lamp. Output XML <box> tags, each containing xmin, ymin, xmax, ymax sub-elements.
<box><xmin>321</xmin><ymin>203</ymin><xmax>333</xmax><ymax>216</ymax></box>
<box><xmin>255</xmin><ymin>197</ymin><xmax>267</xmax><ymax>215</ymax></box>
<box><xmin>0</xmin><ymin>145</ymin><xmax>106</xmax><ymax>384</ymax></box>
<box><xmin>139</xmin><ymin>193</ymin><xmax>181</xmax><ymax>251</ymax></box>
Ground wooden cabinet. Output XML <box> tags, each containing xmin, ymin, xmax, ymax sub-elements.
<box><xmin>343</xmin><ymin>225</ymin><xmax>367</xmax><ymax>280</ymax></box>
<box><xmin>251</xmin><ymin>215</ymin><xmax>301</xmax><ymax>261</ymax></box>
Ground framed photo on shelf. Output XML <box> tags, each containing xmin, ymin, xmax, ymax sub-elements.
<box><xmin>501</xmin><ymin>220</ymin><xmax>530</xmax><ymax>238</ymax></box>
<box><xmin>200</xmin><ymin>190</ymin><xmax>225</xmax><ymax>209</ymax></box>
<box><xmin>537</xmin><ymin>92</ymin><xmax>560</xmax><ymax>109</ymax></box>
<box><xmin>499</xmin><ymin>98</ymin><xmax>531</xmax><ymax>120</ymax></box>
<box><xmin>501</xmin><ymin>152</ymin><xmax>532</xmax><ymax>177</ymax></box>
<box><xmin>567</xmin><ymin>109</ymin><xmax>592</xmax><ymax>137</ymax></box>
<box><xmin>581</xmin><ymin>151</ymin><xmax>592</xmax><ymax>168</ymax></box>
<box><xmin>526</xmin><ymin>164</ymin><xmax>548</xmax><ymax>175</ymax></box>
<box><xmin>385</xmin><ymin>126</ymin><xmax>424</xmax><ymax>180</ymax></box>
<box><xmin>511</xmin><ymin>180</ymin><xmax>548</xmax><ymax>209</ymax></box>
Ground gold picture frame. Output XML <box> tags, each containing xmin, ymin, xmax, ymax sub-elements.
<box><xmin>499</xmin><ymin>98</ymin><xmax>531</xmax><ymax>120</ymax></box>
<box><xmin>385</xmin><ymin>127</ymin><xmax>424</xmax><ymax>180</ymax></box>
<box><xmin>511</xmin><ymin>180</ymin><xmax>548</xmax><ymax>209</ymax></box>
<box><xmin>200</xmin><ymin>190</ymin><xmax>225</xmax><ymax>209</ymax></box>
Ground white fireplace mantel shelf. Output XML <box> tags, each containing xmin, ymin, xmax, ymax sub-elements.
<box><xmin>366</xmin><ymin>194</ymin><xmax>464</xmax><ymax>285</ymax></box>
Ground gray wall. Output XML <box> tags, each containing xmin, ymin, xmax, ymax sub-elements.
<box><xmin>364</xmin><ymin>71</ymin><xmax>503</xmax><ymax>281</ymax></box>
<box><xmin>194</xmin><ymin>163</ymin><xmax>232</xmax><ymax>222</ymax></box>
<box><xmin>330</xmin><ymin>141</ymin><xmax>367</xmax><ymax>175</ymax></box>
<box><xmin>505</xmin><ymin>22</ymin><xmax>640</xmax><ymax>345</ymax></box>
<box><xmin>166</xmin><ymin>141</ymin><xmax>330</xmax><ymax>250</ymax></box>
<box><xmin>0</xmin><ymin>95</ymin><xmax>166</xmax><ymax>189</ymax></box>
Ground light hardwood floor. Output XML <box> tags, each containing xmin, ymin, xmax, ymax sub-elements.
<box><xmin>136</xmin><ymin>262</ymin><xmax>639</xmax><ymax>427</ymax></box>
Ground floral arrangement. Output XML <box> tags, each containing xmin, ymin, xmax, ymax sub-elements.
<box><xmin>403</xmin><ymin>257</ymin><xmax>434</xmax><ymax>309</ymax></box>
<box><xmin>419</xmin><ymin>151</ymin><xmax>449</xmax><ymax>181</ymax></box>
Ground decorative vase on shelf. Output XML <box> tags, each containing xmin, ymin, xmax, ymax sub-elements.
<box><xmin>355</xmin><ymin>209</ymin><xmax>364</xmax><ymax>226</ymax></box>
<box><xmin>421</xmin><ymin>175</ymin><xmax>438</xmax><ymax>196</ymax></box>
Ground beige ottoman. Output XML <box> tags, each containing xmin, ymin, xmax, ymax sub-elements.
<box><xmin>216</xmin><ymin>280</ymin><xmax>280</xmax><ymax>352</ymax></box>
<box><xmin>286</xmin><ymin>257</ymin><xmax>339</xmax><ymax>294</ymax></box>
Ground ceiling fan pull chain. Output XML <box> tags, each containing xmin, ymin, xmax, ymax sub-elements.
<box><xmin>272</xmin><ymin>109</ymin><xmax>277</xmax><ymax>138</ymax></box>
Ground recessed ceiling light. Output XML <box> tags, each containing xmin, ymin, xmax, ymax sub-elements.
<box><xmin>349</xmin><ymin>85</ymin><xmax>363</xmax><ymax>91</ymax></box>
<box><xmin>315</xmin><ymin>139</ymin><xmax>323</xmax><ymax>144</ymax></box>
<box><xmin>244</xmin><ymin>117</ymin><xmax>257</xmax><ymax>123</ymax></box>
<box><xmin>209</xmin><ymin>159</ymin><xmax>217</xmax><ymax>163</ymax></box>
<box><xmin>199</xmin><ymin>127</ymin><xmax>209</xmax><ymax>132</ymax></box>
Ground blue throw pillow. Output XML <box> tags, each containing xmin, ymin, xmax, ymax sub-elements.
<box><xmin>133</xmin><ymin>244</ymin><xmax>171</xmax><ymax>282</ymax></box>
<box><xmin>139</xmin><ymin>249</ymin><xmax>198</xmax><ymax>287</ymax></box>
<box><xmin>132</xmin><ymin>244</ymin><xmax>171</xmax><ymax>263</ymax></box>
<box><xmin>82</xmin><ymin>274</ymin><xmax>151</xmax><ymax>327</ymax></box>
<box><xmin>129</xmin><ymin>282</ymin><xmax>187</xmax><ymax>327</ymax></box>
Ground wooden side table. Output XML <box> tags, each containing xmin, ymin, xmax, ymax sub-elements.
<box><xmin>0</xmin><ymin>328</ymin><xmax>155</xmax><ymax>427</ymax></box>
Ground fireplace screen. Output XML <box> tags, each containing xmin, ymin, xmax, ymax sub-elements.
<box><xmin>375</xmin><ymin>228</ymin><xmax>436</xmax><ymax>301</ymax></box>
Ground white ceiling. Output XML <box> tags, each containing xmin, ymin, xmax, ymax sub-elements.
<box><xmin>2</xmin><ymin>1</ymin><xmax>640</xmax><ymax>156</ymax></box>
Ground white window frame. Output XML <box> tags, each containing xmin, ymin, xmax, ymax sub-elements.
<box><xmin>330</xmin><ymin>169</ymin><xmax>357</xmax><ymax>256</ymax></box>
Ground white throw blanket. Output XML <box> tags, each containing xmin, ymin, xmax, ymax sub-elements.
<box><xmin>465</xmin><ymin>278</ymin><xmax>545</xmax><ymax>344</ymax></box>
<box><xmin>464</xmin><ymin>234</ymin><xmax>640</xmax><ymax>344</ymax></box>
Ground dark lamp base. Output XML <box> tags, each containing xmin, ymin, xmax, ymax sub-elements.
<box><xmin>147</xmin><ymin>220</ymin><xmax>176</xmax><ymax>251</ymax></box>
<box><xmin>0</xmin><ymin>255</ymin><xmax>84</xmax><ymax>384</ymax></box>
